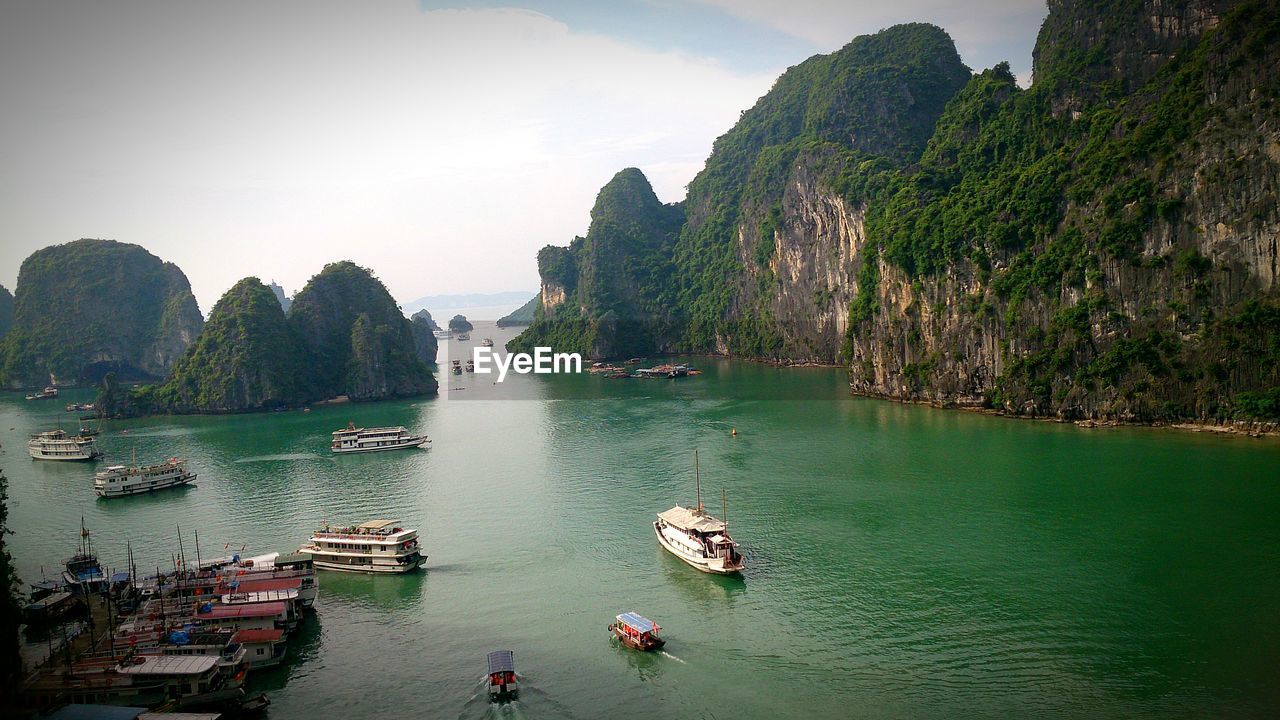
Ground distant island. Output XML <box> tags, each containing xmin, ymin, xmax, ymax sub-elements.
<box><xmin>401</xmin><ymin>290</ymin><xmax>536</xmax><ymax>316</ymax></box>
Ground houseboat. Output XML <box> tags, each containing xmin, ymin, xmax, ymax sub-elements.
<box><xmin>609</xmin><ymin>612</ymin><xmax>665</xmax><ymax>651</ymax></box>
<box><xmin>28</xmin><ymin>429</ymin><xmax>102</xmax><ymax>461</ymax></box>
<box><xmin>486</xmin><ymin>650</ymin><xmax>518</xmax><ymax>701</ymax></box>
<box><xmin>94</xmin><ymin>458</ymin><xmax>196</xmax><ymax>498</ymax></box>
<box><xmin>233</xmin><ymin>628</ymin><xmax>288</xmax><ymax>668</ymax></box>
<box><xmin>63</xmin><ymin>522</ymin><xmax>109</xmax><ymax>595</ymax></box>
<box><xmin>432</xmin><ymin>329</ymin><xmax>451</xmax><ymax>339</ymax></box>
<box><xmin>26</xmin><ymin>386</ymin><xmax>59</xmax><ymax>400</ymax></box>
<box><xmin>300</xmin><ymin>519</ymin><xmax>425</xmax><ymax>573</ymax></box>
<box><xmin>23</xmin><ymin>653</ymin><xmax>245</xmax><ymax>711</ymax></box>
<box><xmin>330</xmin><ymin>422</ymin><xmax>430</xmax><ymax>453</ymax></box>
<box><xmin>653</xmin><ymin>453</ymin><xmax>745</xmax><ymax>575</ymax></box>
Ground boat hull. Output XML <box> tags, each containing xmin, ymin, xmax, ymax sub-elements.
<box><xmin>330</xmin><ymin>437</ymin><xmax>429</xmax><ymax>454</ymax></box>
<box><xmin>96</xmin><ymin>472</ymin><xmax>196</xmax><ymax>498</ymax></box>
<box><xmin>610</xmin><ymin>625</ymin><xmax>665</xmax><ymax>651</ymax></box>
<box><xmin>310</xmin><ymin>556</ymin><xmax>425</xmax><ymax>573</ymax></box>
<box><xmin>653</xmin><ymin>522</ymin><xmax>744</xmax><ymax>575</ymax></box>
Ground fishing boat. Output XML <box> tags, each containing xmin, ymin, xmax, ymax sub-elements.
<box><xmin>63</xmin><ymin>521</ymin><xmax>110</xmax><ymax>594</ymax></box>
<box><xmin>609</xmin><ymin>612</ymin><xmax>665</xmax><ymax>651</ymax></box>
<box><xmin>481</xmin><ymin>338</ymin><xmax>493</xmax><ymax>347</ymax></box>
<box><xmin>26</xmin><ymin>386</ymin><xmax>59</xmax><ymax>400</ymax></box>
<box><xmin>23</xmin><ymin>590</ymin><xmax>81</xmax><ymax>625</ymax></box>
<box><xmin>27</xmin><ymin>429</ymin><xmax>102</xmax><ymax>461</ymax></box>
<box><xmin>300</xmin><ymin>519</ymin><xmax>425</xmax><ymax>573</ymax></box>
<box><xmin>486</xmin><ymin>650</ymin><xmax>518</xmax><ymax>701</ymax></box>
<box><xmin>95</xmin><ymin>457</ymin><xmax>196</xmax><ymax>498</ymax></box>
<box><xmin>330</xmin><ymin>422</ymin><xmax>430</xmax><ymax>453</ymax></box>
<box><xmin>653</xmin><ymin>452</ymin><xmax>745</xmax><ymax>575</ymax></box>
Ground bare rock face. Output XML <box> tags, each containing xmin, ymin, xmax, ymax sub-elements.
<box><xmin>0</xmin><ymin>239</ymin><xmax>203</xmax><ymax>387</ymax></box>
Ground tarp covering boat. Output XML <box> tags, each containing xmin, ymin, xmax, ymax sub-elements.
<box><xmin>657</xmin><ymin>506</ymin><xmax>726</xmax><ymax>533</ymax></box>
<box><xmin>486</xmin><ymin>650</ymin><xmax>515</xmax><ymax>674</ymax></box>
<box><xmin>616</xmin><ymin>612</ymin><xmax>657</xmax><ymax>634</ymax></box>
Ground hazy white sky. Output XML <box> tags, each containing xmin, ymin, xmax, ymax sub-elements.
<box><xmin>0</xmin><ymin>0</ymin><xmax>1046</xmax><ymax>313</ymax></box>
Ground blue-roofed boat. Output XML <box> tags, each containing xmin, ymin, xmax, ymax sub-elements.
<box><xmin>62</xmin><ymin>520</ymin><xmax>108</xmax><ymax>595</ymax></box>
<box><xmin>609</xmin><ymin>612</ymin><xmax>665</xmax><ymax>651</ymax></box>
<box><xmin>486</xmin><ymin>650</ymin><xmax>518</xmax><ymax>701</ymax></box>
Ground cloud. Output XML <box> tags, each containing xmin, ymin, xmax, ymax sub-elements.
<box><xmin>0</xmin><ymin>0</ymin><xmax>777</xmax><ymax>312</ymax></box>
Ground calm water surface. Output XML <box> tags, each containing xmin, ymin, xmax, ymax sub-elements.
<box><xmin>3</xmin><ymin>322</ymin><xmax>1279</xmax><ymax>718</ymax></box>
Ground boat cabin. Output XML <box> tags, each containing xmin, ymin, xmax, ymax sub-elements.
<box><xmin>486</xmin><ymin>650</ymin><xmax>518</xmax><ymax>701</ymax></box>
<box><xmin>610</xmin><ymin>611</ymin><xmax>665</xmax><ymax>651</ymax></box>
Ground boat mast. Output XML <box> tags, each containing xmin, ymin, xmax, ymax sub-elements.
<box><xmin>722</xmin><ymin>489</ymin><xmax>727</xmax><ymax>533</ymax></box>
<box><xmin>694</xmin><ymin>450</ymin><xmax>703</xmax><ymax>513</ymax></box>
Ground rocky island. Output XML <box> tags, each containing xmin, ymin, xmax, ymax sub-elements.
<box><xmin>513</xmin><ymin>4</ymin><xmax>1280</xmax><ymax>425</ymax></box>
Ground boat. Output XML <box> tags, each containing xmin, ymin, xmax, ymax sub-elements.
<box><xmin>23</xmin><ymin>590</ymin><xmax>81</xmax><ymax>625</ymax></box>
<box><xmin>300</xmin><ymin>519</ymin><xmax>426</xmax><ymax>573</ymax></box>
<box><xmin>486</xmin><ymin>650</ymin><xmax>518</xmax><ymax>701</ymax></box>
<box><xmin>330</xmin><ymin>422</ymin><xmax>430</xmax><ymax>453</ymax></box>
<box><xmin>609</xmin><ymin>612</ymin><xmax>665</xmax><ymax>651</ymax></box>
<box><xmin>451</xmin><ymin>359</ymin><xmax>462</xmax><ymax>375</ymax></box>
<box><xmin>465</xmin><ymin>359</ymin><xmax>475</xmax><ymax>373</ymax></box>
<box><xmin>653</xmin><ymin>452</ymin><xmax>745</xmax><ymax>575</ymax></box>
<box><xmin>432</xmin><ymin>329</ymin><xmax>451</xmax><ymax>339</ymax></box>
<box><xmin>63</xmin><ymin>521</ymin><xmax>110</xmax><ymax>595</ymax></box>
<box><xmin>65</xmin><ymin>402</ymin><xmax>94</xmax><ymax>412</ymax></box>
<box><xmin>95</xmin><ymin>457</ymin><xmax>197</xmax><ymax>498</ymax></box>
<box><xmin>24</xmin><ymin>653</ymin><xmax>246</xmax><ymax>711</ymax></box>
<box><xmin>26</xmin><ymin>385</ymin><xmax>59</xmax><ymax>400</ymax></box>
<box><xmin>27</xmin><ymin>429</ymin><xmax>103</xmax><ymax>461</ymax></box>
<box><xmin>481</xmin><ymin>338</ymin><xmax>493</xmax><ymax>347</ymax></box>
<box><xmin>457</xmin><ymin>333</ymin><xmax>470</xmax><ymax>341</ymax></box>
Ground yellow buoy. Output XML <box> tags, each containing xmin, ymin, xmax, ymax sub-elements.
<box><xmin>731</xmin><ymin>427</ymin><xmax>738</xmax><ymax>437</ymax></box>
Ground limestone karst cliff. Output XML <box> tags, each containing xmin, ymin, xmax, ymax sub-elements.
<box><xmin>515</xmin><ymin>2</ymin><xmax>1280</xmax><ymax>422</ymax></box>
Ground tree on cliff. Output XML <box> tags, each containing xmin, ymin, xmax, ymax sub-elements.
<box><xmin>0</xmin><ymin>470</ymin><xmax>22</xmax><ymax>704</ymax></box>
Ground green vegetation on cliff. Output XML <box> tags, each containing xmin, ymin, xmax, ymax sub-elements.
<box><xmin>409</xmin><ymin>309</ymin><xmax>440</xmax><ymax>365</ymax></box>
<box><xmin>0</xmin><ymin>240</ymin><xmax>203</xmax><ymax>388</ymax></box>
<box><xmin>289</xmin><ymin>262</ymin><xmax>437</xmax><ymax>402</ymax></box>
<box><xmin>0</xmin><ymin>286</ymin><xmax>13</xmax><ymax>341</ymax></box>
<box><xmin>517</xmin><ymin>3</ymin><xmax>1280</xmax><ymax>422</ymax></box>
<box><xmin>0</xmin><ymin>471</ymin><xmax>21</xmax><ymax>700</ymax></box>
<box><xmin>132</xmin><ymin>278</ymin><xmax>313</xmax><ymax>413</ymax></box>
<box><xmin>497</xmin><ymin>295</ymin><xmax>539</xmax><ymax>327</ymax></box>
<box><xmin>511</xmin><ymin>167</ymin><xmax>684</xmax><ymax>357</ymax></box>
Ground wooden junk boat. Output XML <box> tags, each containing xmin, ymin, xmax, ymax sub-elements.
<box><xmin>486</xmin><ymin>650</ymin><xmax>518</xmax><ymax>701</ymax></box>
<box><xmin>609</xmin><ymin>612</ymin><xmax>665</xmax><ymax>651</ymax></box>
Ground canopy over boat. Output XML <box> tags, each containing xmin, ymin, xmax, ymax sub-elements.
<box><xmin>616</xmin><ymin>612</ymin><xmax>658</xmax><ymax>634</ymax></box>
<box><xmin>357</xmin><ymin>519</ymin><xmax>399</xmax><ymax>530</ymax></box>
<box><xmin>657</xmin><ymin>506</ymin><xmax>726</xmax><ymax>533</ymax></box>
<box><xmin>486</xmin><ymin>650</ymin><xmax>515</xmax><ymax>675</ymax></box>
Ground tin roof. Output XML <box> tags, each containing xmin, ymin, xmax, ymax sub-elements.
<box><xmin>220</xmin><ymin>577</ymin><xmax>301</xmax><ymax>593</ymax></box>
<box><xmin>486</xmin><ymin>650</ymin><xmax>515</xmax><ymax>674</ymax></box>
<box><xmin>616</xmin><ymin>612</ymin><xmax>657</xmax><ymax>634</ymax></box>
<box><xmin>200</xmin><ymin>601</ymin><xmax>286</xmax><ymax>619</ymax></box>
<box><xmin>116</xmin><ymin>655</ymin><xmax>217</xmax><ymax>675</ymax></box>
<box><xmin>357</xmin><ymin>519</ymin><xmax>399</xmax><ymax>529</ymax></box>
<box><xmin>657</xmin><ymin>506</ymin><xmax>726</xmax><ymax>533</ymax></box>
<box><xmin>232</xmin><ymin>628</ymin><xmax>285</xmax><ymax>644</ymax></box>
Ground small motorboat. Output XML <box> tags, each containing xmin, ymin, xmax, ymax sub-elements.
<box><xmin>486</xmin><ymin>650</ymin><xmax>518</xmax><ymax>701</ymax></box>
<box><xmin>26</xmin><ymin>386</ymin><xmax>58</xmax><ymax>400</ymax></box>
<box><xmin>609</xmin><ymin>612</ymin><xmax>665</xmax><ymax>651</ymax></box>
<box><xmin>481</xmin><ymin>338</ymin><xmax>493</xmax><ymax>347</ymax></box>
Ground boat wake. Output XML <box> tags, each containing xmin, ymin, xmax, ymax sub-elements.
<box><xmin>233</xmin><ymin>453</ymin><xmax>325</xmax><ymax>463</ymax></box>
<box><xmin>659</xmin><ymin>650</ymin><xmax>686</xmax><ymax>664</ymax></box>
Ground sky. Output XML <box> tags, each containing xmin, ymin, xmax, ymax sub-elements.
<box><xmin>0</xmin><ymin>0</ymin><xmax>1048</xmax><ymax>314</ymax></box>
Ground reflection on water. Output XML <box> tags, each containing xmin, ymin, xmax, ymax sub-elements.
<box><xmin>3</xmin><ymin>330</ymin><xmax>1280</xmax><ymax>719</ymax></box>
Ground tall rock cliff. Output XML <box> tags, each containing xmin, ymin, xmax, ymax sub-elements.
<box><xmin>0</xmin><ymin>239</ymin><xmax>203</xmax><ymax>387</ymax></box>
<box><xmin>134</xmin><ymin>278</ymin><xmax>312</xmax><ymax>413</ymax></box>
<box><xmin>517</xmin><ymin>2</ymin><xmax>1280</xmax><ymax>422</ymax></box>
<box><xmin>408</xmin><ymin>309</ymin><xmax>439</xmax><ymax>365</ymax></box>
<box><xmin>0</xmin><ymin>286</ymin><xmax>13</xmax><ymax>341</ymax></box>
<box><xmin>511</xmin><ymin>167</ymin><xmax>684</xmax><ymax>357</ymax></box>
<box><xmin>289</xmin><ymin>261</ymin><xmax>437</xmax><ymax>401</ymax></box>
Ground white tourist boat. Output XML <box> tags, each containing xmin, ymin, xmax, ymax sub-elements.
<box><xmin>300</xmin><ymin>519</ymin><xmax>425</xmax><ymax>573</ymax></box>
<box><xmin>481</xmin><ymin>338</ymin><xmax>494</xmax><ymax>347</ymax></box>
<box><xmin>95</xmin><ymin>458</ymin><xmax>196</xmax><ymax>498</ymax></box>
<box><xmin>653</xmin><ymin>453</ymin><xmax>745</xmax><ymax>575</ymax></box>
<box><xmin>330</xmin><ymin>422</ymin><xmax>430</xmax><ymax>453</ymax></box>
<box><xmin>28</xmin><ymin>429</ymin><xmax>102</xmax><ymax>461</ymax></box>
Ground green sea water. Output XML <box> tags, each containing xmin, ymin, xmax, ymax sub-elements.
<box><xmin>3</xmin><ymin>321</ymin><xmax>1279</xmax><ymax>718</ymax></box>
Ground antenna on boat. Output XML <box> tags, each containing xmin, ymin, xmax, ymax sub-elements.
<box><xmin>695</xmin><ymin>450</ymin><xmax>703</xmax><ymax>513</ymax></box>
<box><xmin>722</xmin><ymin>489</ymin><xmax>727</xmax><ymax>532</ymax></box>
<box><xmin>194</xmin><ymin>529</ymin><xmax>202</xmax><ymax>572</ymax></box>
